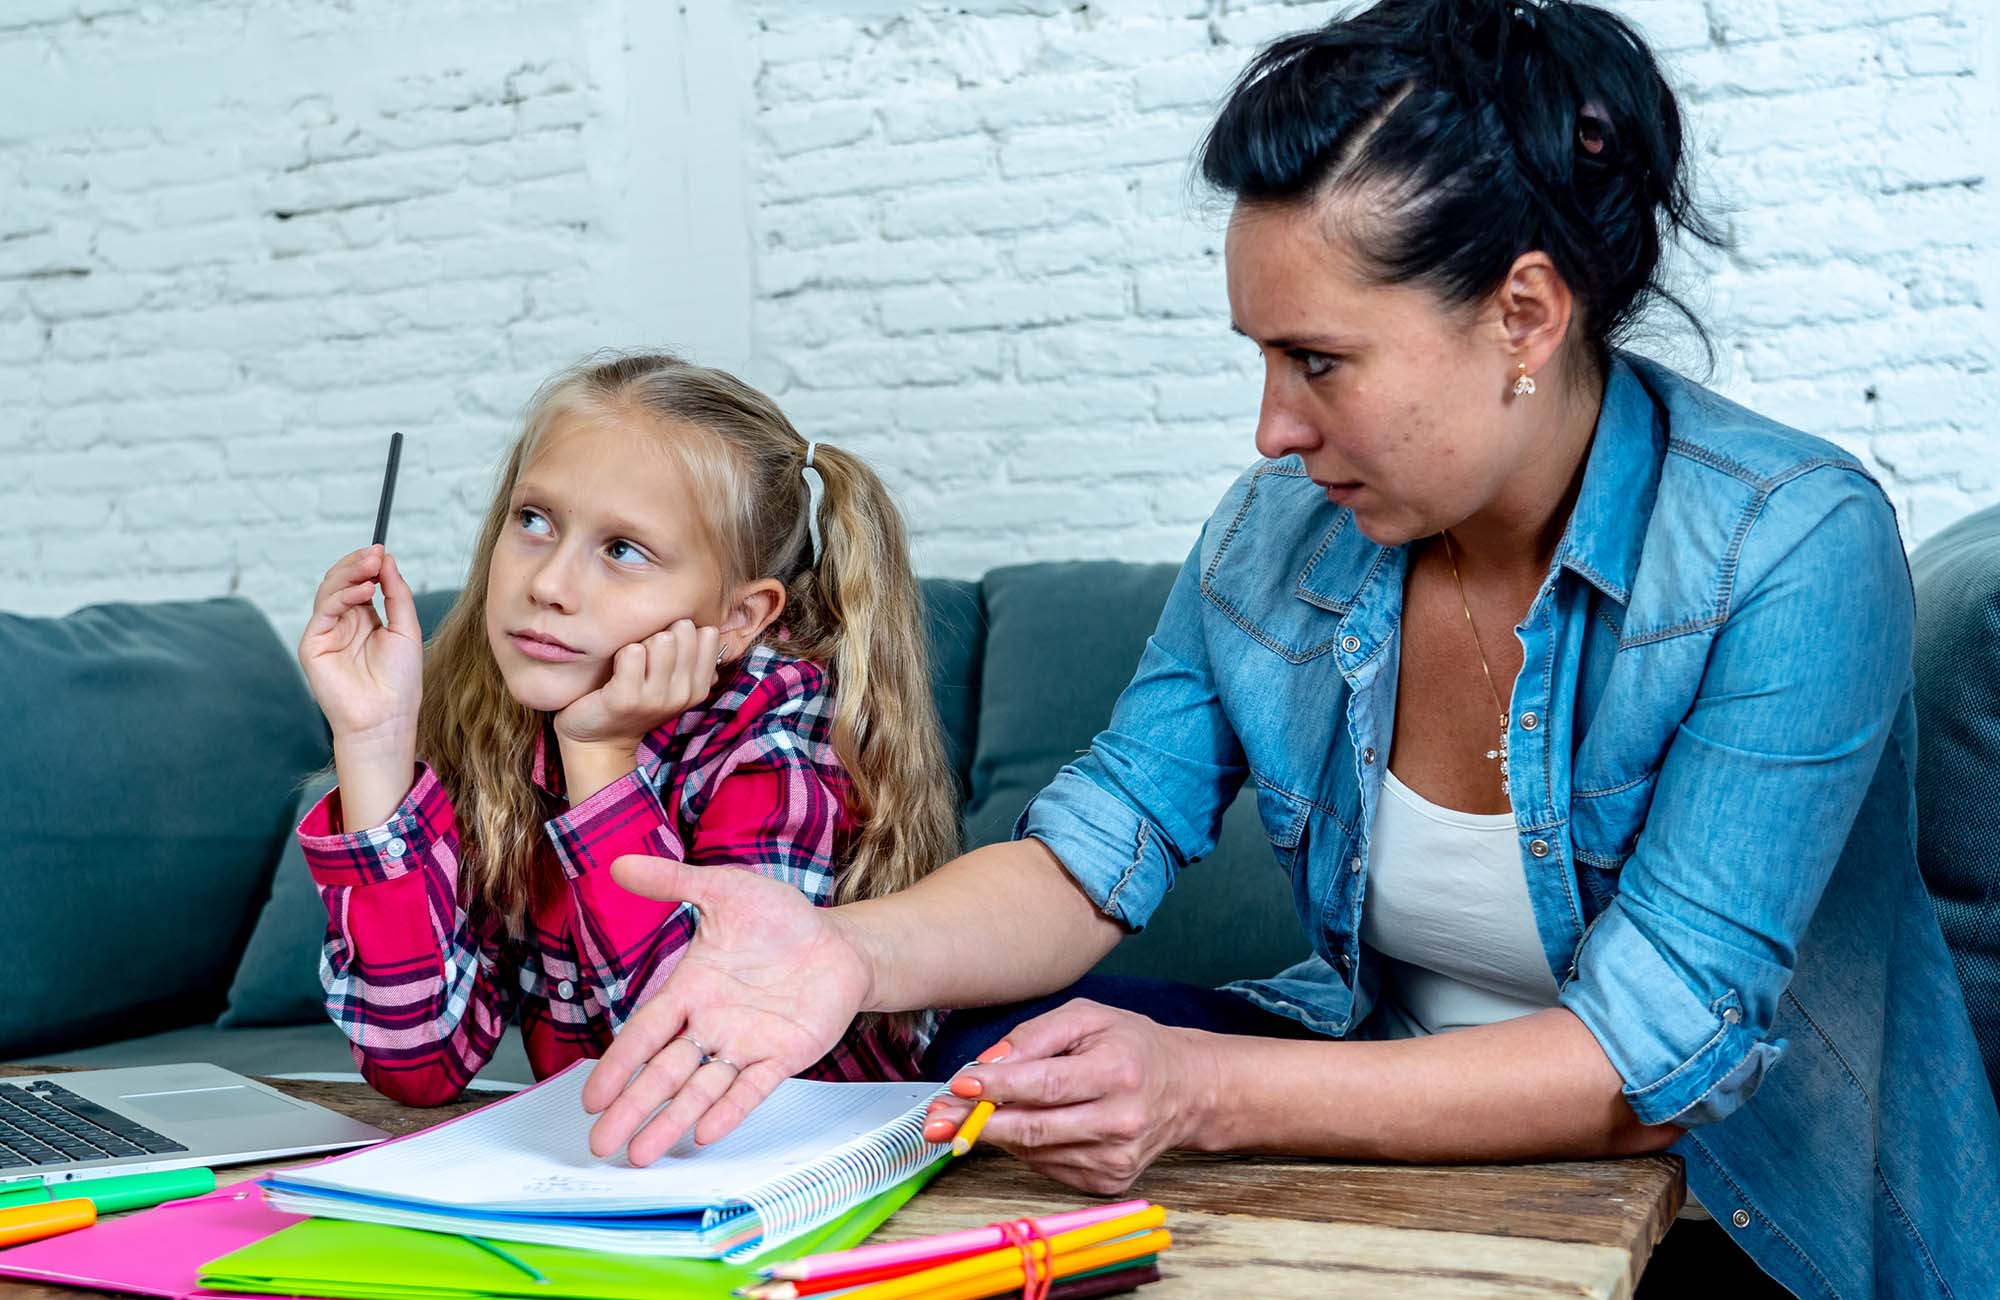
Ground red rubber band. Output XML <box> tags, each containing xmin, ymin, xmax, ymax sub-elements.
<box><xmin>994</xmin><ymin>1217</ymin><xmax>1055</xmax><ymax>1300</ymax></box>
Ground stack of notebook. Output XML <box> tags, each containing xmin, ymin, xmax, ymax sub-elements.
<box><xmin>257</xmin><ymin>1059</ymin><xmax>952</xmax><ymax>1261</ymax></box>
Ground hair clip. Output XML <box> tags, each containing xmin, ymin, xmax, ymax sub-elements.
<box><xmin>801</xmin><ymin>440</ymin><xmax>826</xmax><ymax>565</ymax></box>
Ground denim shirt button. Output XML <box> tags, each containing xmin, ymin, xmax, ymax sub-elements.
<box><xmin>1520</xmin><ymin>711</ymin><xmax>1540</xmax><ymax>730</ymax></box>
<box><xmin>1348</xmin><ymin>854</ymin><xmax>1363</xmax><ymax>873</ymax></box>
<box><xmin>1723</xmin><ymin>1006</ymin><xmax>1742</xmax><ymax>1024</ymax></box>
<box><xmin>1340</xmin><ymin>635</ymin><xmax>1361</xmax><ymax>654</ymax></box>
<box><xmin>1732</xmin><ymin>1209</ymin><xmax>1751</xmax><ymax>1229</ymax></box>
<box><xmin>1361</xmin><ymin>747</ymin><xmax>1377</xmax><ymax>765</ymax></box>
<box><xmin>1336</xmin><ymin>954</ymin><xmax>1351</xmax><ymax>971</ymax></box>
<box><xmin>1529</xmin><ymin>838</ymin><xmax>1550</xmax><ymax>858</ymax></box>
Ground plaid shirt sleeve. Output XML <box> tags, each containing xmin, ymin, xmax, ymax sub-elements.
<box><xmin>542</xmin><ymin>768</ymin><xmax>693</xmax><ymax>1032</ymax></box>
<box><xmin>298</xmin><ymin>765</ymin><xmax>517</xmax><ymax>1107</ymax></box>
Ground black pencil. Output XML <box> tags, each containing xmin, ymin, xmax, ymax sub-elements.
<box><xmin>371</xmin><ymin>431</ymin><xmax>403</xmax><ymax>546</ymax></box>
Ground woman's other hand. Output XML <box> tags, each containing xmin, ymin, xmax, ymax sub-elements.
<box><xmin>922</xmin><ymin>999</ymin><xmax>1222</xmax><ymax>1195</ymax></box>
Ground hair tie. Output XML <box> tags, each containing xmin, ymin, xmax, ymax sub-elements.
<box><xmin>801</xmin><ymin>440</ymin><xmax>826</xmax><ymax>565</ymax></box>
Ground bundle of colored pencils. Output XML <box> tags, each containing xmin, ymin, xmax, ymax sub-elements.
<box><xmin>737</xmin><ymin>1200</ymin><xmax>1171</xmax><ymax>1300</ymax></box>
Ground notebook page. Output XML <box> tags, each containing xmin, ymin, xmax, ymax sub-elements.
<box><xmin>282</xmin><ymin>1060</ymin><xmax>943</xmax><ymax>1214</ymax></box>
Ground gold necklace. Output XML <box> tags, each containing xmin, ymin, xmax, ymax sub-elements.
<box><xmin>1439</xmin><ymin>529</ymin><xmax>1510</xmax><ymax>795</ymax></box>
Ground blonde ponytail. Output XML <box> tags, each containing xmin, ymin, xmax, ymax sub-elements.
<box><xmin>773</xmin><ymin>443</ymin><xmax>960</xmax><ymax>907</ymax></box>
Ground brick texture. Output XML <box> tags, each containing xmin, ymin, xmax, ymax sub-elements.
<box><xmin>4</xmin><ymin>0</ymin><xmax>1995</xmax><ymax>642</ymax></box>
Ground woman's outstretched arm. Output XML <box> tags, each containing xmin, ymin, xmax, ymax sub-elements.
<box><xmin>578</xmin><ymin>835</ymin><xmax>1120</xmax><ymax>1163</ymax></box>
<box><xmin>920</xmin><ymin>998</ymin><xmax>1679</xmax><ymax>1195</ymax></box>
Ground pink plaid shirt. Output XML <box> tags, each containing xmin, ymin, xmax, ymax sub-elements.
<box><xmin>299</xmin><ymin>645</ymin><xmax>920</xmax><ymax>1106</ymax></box>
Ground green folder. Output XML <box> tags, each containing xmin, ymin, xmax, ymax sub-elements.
<box><xmin>199</xmin><ymin>1162</ymin><xmax>947</xmax><ymax>1300</ymax></box>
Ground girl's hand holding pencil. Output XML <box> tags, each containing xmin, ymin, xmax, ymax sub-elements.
<box><xmin>297</xmin><ymin>543</ymin><xmax>425</xmax><ymax>748</ymax></box>
<box><xmin>299</xmin><ymin>432</ymin><xmax>421</xmax><ymax>829</ymax></box>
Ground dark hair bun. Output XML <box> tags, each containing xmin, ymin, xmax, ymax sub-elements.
<box><xmin>1200</xmin><ymin>0</ymin><xmax>1723</xmax><ymax>375</ymax></box>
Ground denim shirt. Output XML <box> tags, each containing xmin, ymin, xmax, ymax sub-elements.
<box><xmin>1019</xmin><ymin>353</ymin><xmax>2000</xmax><ymax>1299</ymax></box>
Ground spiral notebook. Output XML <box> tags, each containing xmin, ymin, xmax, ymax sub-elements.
<box><xmin>258</xmin><ymin>1059</ymin><xmax>949</xmax><ymax>1260</ymax></box>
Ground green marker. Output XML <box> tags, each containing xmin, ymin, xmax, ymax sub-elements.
<box><xmin>0</xmin><ymin>1167</ymin><xmax>214</xmax><ymax>1214</ymax></box>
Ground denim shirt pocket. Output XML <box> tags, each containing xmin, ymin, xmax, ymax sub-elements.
<box><xmin>1253</xmin><ymin>777</ymin><xmax>1363</xmax><ymax>972</ymax></box>
<box><xmin>1570</xmin><ymin>769</ymin><xmax>1659</xmax><ymax>914</ymax></box>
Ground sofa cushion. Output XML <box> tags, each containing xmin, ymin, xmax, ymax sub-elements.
<box><xmin>0</xmin><ymin>597</ymin><xmax>330</xmax><ymax>1058</ymax></box>
<box><xmin>218</xmin><ymin>772</ymin><xmax>339</xmax><ymax>1027</ymax></box>
<box><xmin>921</xmin><ymin>578</ymin><xmax>984</xmax><ymax>804</ymax></box>
<box><xmin>964</xmin><ymin>562</ymin><xmax>1307</xmax><ymax>988</ymax></box>
<box><xmin>1912</xmin><ymin>502</ymin><xmax>2000</xmax><ymax>1103</ymax></box>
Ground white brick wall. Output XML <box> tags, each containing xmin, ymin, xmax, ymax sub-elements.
<box><xmin>5</xmin><ymin>0</ymin><xmax>1996</xmax><ymax>642</ymax></box>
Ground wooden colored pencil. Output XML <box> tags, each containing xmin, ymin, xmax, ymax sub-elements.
<box><xmin>828</xmin><ymin>1214</ymin><xmax>1167</xmax><ymax>1300</ymax></box>
<box><xmin>951</xmin><ymin>1100</ymin><xmax>998</xmax><ymax>1155</ymax></box>
<box><xmin>853</xmin><ymin>1229</ymin><xmax>1172</xmax><ymax>1300</ymax></box>
<box><xmin>1046</xmin><ymin>1261</ymin><xmax>1163</xmax><ymax>1300</ymax></box>
<box><xmin>760</xmin><ymin>1199</ymin><xmax>1153</xmax><ymax>1283</ymax></box>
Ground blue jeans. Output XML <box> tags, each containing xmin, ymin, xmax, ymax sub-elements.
<box><xmin>919</xmin><ymin>973</ymin><xmax>1323</xmax><ymax>1078</ymax></box>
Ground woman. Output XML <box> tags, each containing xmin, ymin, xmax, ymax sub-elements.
<box><xmin>578</xmin><ymin>2</ymin><xmax>2000</xmax><ymax>1295</ymax></box>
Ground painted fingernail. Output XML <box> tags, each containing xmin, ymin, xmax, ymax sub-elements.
<box><xmin>951</xmin><ymin>1076</ymin><xmax>983</xmax><ymax>1099</ymax></box>
<box><xmin>977</xmin><ymin>1041</ymin><xmax>1013</xmax><ymax>1064</ymax></box>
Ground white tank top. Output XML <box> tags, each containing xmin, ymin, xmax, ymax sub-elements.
<box><xmin>1359</xmin><ymin>767</ymin><xmax>1709</xmax><ymax>1220</ymax></box>
<box><xmin>1360</xmin><ymin>769</ymin><xmax>1558</xmax><ymax>1037</ymax></box>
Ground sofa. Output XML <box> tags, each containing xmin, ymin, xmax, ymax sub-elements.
<box><xmin>7</xmin><ymin>513</ymin><xmax>1998</xmax><ymax>1103</ymax></box>
<box><xmin>1</xmin><ymin>562</ymin><xmax>1304</xmax><ymax>1085</ymax></box>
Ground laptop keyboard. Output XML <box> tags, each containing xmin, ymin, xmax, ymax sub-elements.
<box><xmin>0</xmin><ymin>1081</ymin><xmax>187</xmax><ymax>1168</ymax></box>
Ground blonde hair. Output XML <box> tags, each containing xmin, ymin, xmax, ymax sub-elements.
<box><xmin>416</xmin><ymin>352</ymin><xmax>960</xmax><ymax>943</ymax></box>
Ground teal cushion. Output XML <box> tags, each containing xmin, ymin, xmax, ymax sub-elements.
<box><xmin>217</xmin><ymin>772</ymin><xmax>339</xmax><ymax>1027</ymax></box>
<box><xmin>219</xmin><ymin>588</ymin><xmax>461</xmax><ymax>1027</ymax></box>
<box><xmin>965</xmin><ymin>562</ymin><xmax>1307</xmax><ymax>988</ymax></box>
<box><xmin>0</xmin><ymin>597</ymin><xmax>329</xmax><ymax>1057</ymax></box>
<box><xmin>1912</xmin><ymin>503</ymin><xmax>2000</xmax><ymax>1103</ymax></box>
<box><xmin>920</xmin><ymin>578</ymin><xmax>984</xmax><ymax>804</ymax></box>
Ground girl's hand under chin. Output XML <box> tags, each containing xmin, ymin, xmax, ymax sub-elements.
<box><xmin>552</xmin><ymin>620</ymin><xmax>723</xmax><ymax>752</ymax></box>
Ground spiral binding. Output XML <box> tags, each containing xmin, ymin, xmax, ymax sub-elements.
<box><xmin>721</xmin><ymin>1088</ymin><xmax>952</xmax><ymax>1260</ymax></box>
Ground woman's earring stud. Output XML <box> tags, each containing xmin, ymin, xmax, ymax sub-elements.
<box><xmin>1512</xmin><ymin>363</ymin><xmax>1537</xmax><ymax>398</ymax></box>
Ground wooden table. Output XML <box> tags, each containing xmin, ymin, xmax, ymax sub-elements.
<box><xmin>0</xmin><ymin>1067</ymin><xmax>1683</xmax><ymax>1299</ymax></box>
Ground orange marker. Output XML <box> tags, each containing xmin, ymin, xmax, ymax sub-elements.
<box><xmin>0</xmin><ymin>1196</ymin><xmax>96</xmax><ymax>1247</ymax></box>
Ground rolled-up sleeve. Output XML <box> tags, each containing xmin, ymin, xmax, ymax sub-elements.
<box><xmin>1560</xmin><ymin>468</ymin><xmax>1915</xmax><ymax>1128</ymax></box>
<box><xmin>1017</xmin><ymin>526</ymin><xmax>1250</xmax><ymax>930</ymax></box>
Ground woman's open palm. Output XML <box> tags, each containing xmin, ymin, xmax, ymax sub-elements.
<box><xmin>581</xmin><ymin>856</ymin><xmax>875</xmax><ymax>1164</ymax></box>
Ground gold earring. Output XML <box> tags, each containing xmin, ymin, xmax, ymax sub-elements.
<box><xmin>1512</xmin><ymin>362</ymin><xmax>1536</xmax><ymax>397</ymax></box>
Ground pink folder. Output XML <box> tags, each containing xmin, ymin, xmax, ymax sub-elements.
<box><xmin>0</xmin><ymin>1184</ymin><xmax>300</xmax><ymax>1299</ymax></box>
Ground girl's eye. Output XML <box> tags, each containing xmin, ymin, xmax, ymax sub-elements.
<box><xmin>1289</xmin><ymin>348</ymin><xmax>1338</xmax><ymax>379</ymax></box>
<box><xmin>606</xmin><ymin>539</ymin><xmax>647</xmax><ymax>564</ymax></box>
<box><xmin>518</xmin><ymin>508</ymin><xmax>551</xmax><ymax>534</ymax></box>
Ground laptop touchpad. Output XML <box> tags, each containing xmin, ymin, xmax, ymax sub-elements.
<box><xmin>120</xmin><ymin>1085</ymin><xmax>307</xmax><ymax>1124</ymax></box>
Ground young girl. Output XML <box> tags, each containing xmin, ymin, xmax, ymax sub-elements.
<box><xmin>294</xmin><ymin>351</ymin><xmax>960</xmax><ymax>1107</ymax></box>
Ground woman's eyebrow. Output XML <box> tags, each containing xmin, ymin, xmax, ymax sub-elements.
<box><xmin>1229</xmin><ymin>322</ymin><xmax>1351</xmax><ymax>351</ymax></box>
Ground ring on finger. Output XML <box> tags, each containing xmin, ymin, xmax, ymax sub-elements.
<box><xmin>706</xmin><ymin>1055</ymin><xmax>743</xmax><ymax>1074</ymax></box>
<box><xmin>673</xmin><ymin>1034</ymin><xmax>712</xmax><ymax>1063</ymax></box>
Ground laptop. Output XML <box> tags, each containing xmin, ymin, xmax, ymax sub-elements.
<box><xmin>0</xmin><ymin>1063</ymin><xmax>388</xmax><ymax>1186</ymax></box>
